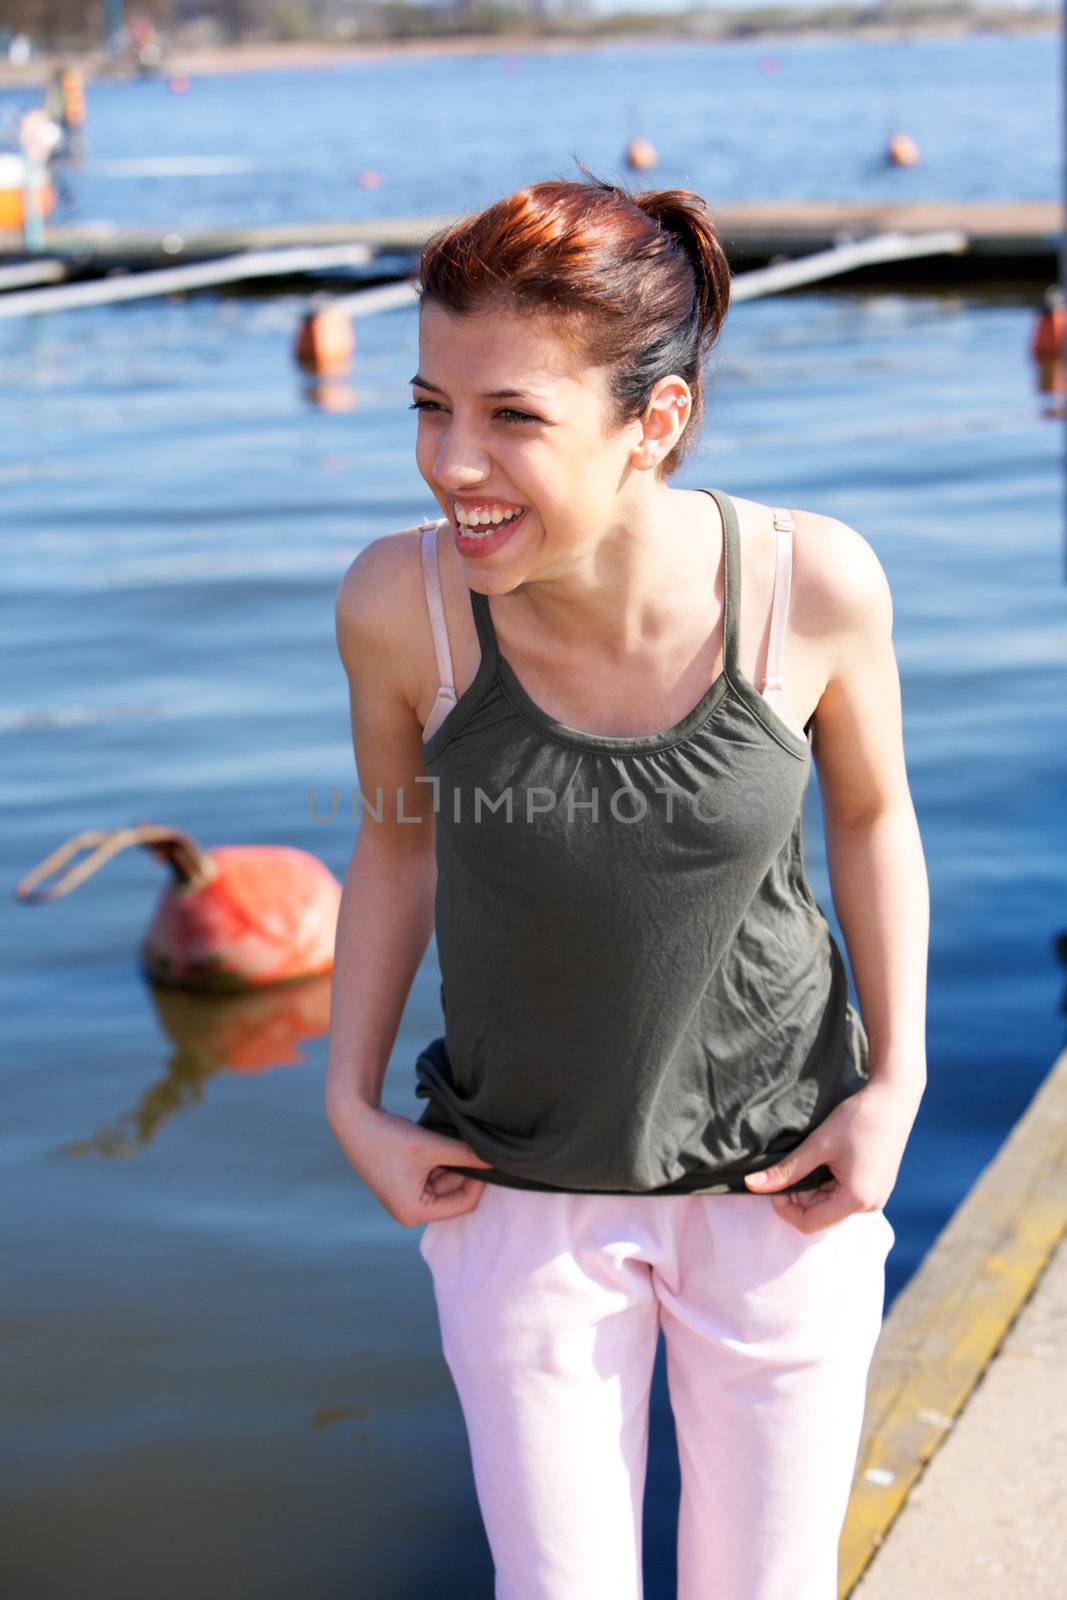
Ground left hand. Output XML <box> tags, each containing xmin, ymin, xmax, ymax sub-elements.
<box><xmin>743</xmin><ymin>1076</ymin><xmax>924</xmax><ymax>1233</ymax></box>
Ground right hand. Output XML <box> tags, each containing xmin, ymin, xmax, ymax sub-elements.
<box><xmin>327</xmin><ymin>1097</ymin><xmax>495</xmax><ymax>1226</ymax></box>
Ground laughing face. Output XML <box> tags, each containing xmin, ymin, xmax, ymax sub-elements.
<box><xmin>411</xmin><ymin>300</ymin><xmax>648</xmax><ymax>590</ymax></box>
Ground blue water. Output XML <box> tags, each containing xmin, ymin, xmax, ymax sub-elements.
<box><xmin>0</xmin><ymin>31</ymin><xmax>1062</xmax><ymax>227</ymax></box>
<box><xmin>1</xmin><ymin>33</ymin><xmax>1064</xmax><ymax>1600</ymax></box>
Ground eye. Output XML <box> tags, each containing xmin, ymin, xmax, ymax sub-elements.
<box><xmin>496</xmin><ymin>408</ymin><xmax>539</xmax><ymax>425</ymax></box>
<box><xmin>408</xmin><ymin>400</ymin><xmax>538</xmax><ymax>426</ymax></box>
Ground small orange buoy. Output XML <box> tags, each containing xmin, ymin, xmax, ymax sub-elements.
<box><xmin>167</xmin><ymin>75</ymin><xmax>191</xmax><ymax>94</ymax></box>
<box><xmin>294</xmin><ymin>304</ymin><xmax>355</xmax><ymax>376</ymax></box>
<box><xmin>1030</xmin><ymin>287</ymin><xmax>1066</xmax><ymax>403</ymax></box>
<box><xmin>1031</xmin><ymin>286</ymin><xmax>1065</xmax><ymax>361</ymax></box>
<box><xmin>355</xmin><ymin>169</ymin><xmax>381</xmax><ymax>189</ymax></box>
<box><xmin>625</xmin><ymin>137</ymin><xmax>657</xmax><ymax>172</ymax></box>
<box><xmin>15</xmin><ymin>823</ymin><xmax>342</xmax><ymax>993</ymax></box>
<box><xmin>887</xmin><ymin>133</ymin><xmax>919</xmax><ymax>167</ymax></box>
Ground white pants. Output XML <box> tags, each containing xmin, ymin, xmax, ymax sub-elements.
<box><xmin>420</xmin><ymin>1183</ymin><xmax>893</xmax><ymax>1600</ymax></box>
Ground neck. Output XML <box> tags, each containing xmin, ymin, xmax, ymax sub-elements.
<box><xmin>502</xmin><ymin>486</ymin><xmax>722</xmax><ymax>659</ymax></box>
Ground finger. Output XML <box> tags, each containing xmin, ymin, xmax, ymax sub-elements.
<box><xmin>428</xmin><ymin>1137</ymin><xmax>495</xmax><ymax>1170</ymax></box>
<box><xmin>423</xmin><ymin>1177</ymin><xmax>487</xmax><ymax>1218</ymax></box>
<box><xmin>428</xmin><ymin>1175</ymin><xmax>467</xmax><ymax>1198</ymax></box>
<box><xmin>428</xmin><ymin>1167</ymin><xmax>488</xmax><ymax>1199</ymax></box>
<box><xmin>456</xmin><ymin>1146</ymin><xmax>495</xmax><ymax>1169</ymax></box>
<box><xmin>744</xmin><ymin>1146</ymin><xmax>825</xmax><ymax>1192</ymax></box>
<box><xmin>779</xmin><ymin>1195</ymin><xmax>853</xmax><ymax>1234</ymax></box>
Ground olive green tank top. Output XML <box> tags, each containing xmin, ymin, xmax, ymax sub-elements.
<box><xmin>412</xmin><ymin>487</ymin><xmax>870</xmax><ymax>1195</ymax></box>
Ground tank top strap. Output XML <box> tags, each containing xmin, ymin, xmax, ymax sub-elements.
<box><xmin>704</xmin><ymin>486</ymin><xmax>741</xmax><ymax>677</ymax></box>
<box><xmin>468</xmin><ymin>588</ymin><xmax>501</xmax><ymax>666</ymax></box>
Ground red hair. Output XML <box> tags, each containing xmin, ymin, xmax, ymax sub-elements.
<box><xmin>416</xmin><ymin>161</ymin><xmax>732</xmax><ymax>479</ymax></box>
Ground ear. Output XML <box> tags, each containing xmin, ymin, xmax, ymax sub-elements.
<box><xmin>630</xmin><ymin>378</ymin><xmax>690</xmax><ymax>471</ymax></box>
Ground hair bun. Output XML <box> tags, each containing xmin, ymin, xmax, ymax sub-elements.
<box><xmin>631</xmin><ymin>186</ymin><xmax>730</xmax><ymax>349</ymax></box>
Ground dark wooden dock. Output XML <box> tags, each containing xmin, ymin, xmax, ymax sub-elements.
<box><xmin>1</xmin><ymin>200</ymin><xmax>1062</xmax><ymax>294</ymax></box>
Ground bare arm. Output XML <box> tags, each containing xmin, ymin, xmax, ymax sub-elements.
<box><xmin>810</xmin><ymin>520</ymin><xmax>929</xmax><ymax>1109</ymax></box>
<box><xmin>744</xmin><ymin>516</ymin><xmax>927</xmax><ymax>1224</ymax></box>
<box><xmin>325</xmin><ymin>829</ymin><xmax>436</xmax><ymax>1113</ymax></box>
<box><xmin>324</xmin><ymin>537</ymin><xmax>438</xmax><ymax>1117</ymax></box>
<box><xmin>324</xmin><ymin>534</ymin><xmax>492</xmax><ymax>1223</ymax></box>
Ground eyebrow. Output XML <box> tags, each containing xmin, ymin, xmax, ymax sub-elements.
<box><xmin>409</xmin><ymin>374</ymin><xmax>541</xmax><ymax>401</ymax></box>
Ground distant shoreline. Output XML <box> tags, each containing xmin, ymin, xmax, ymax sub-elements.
<box><xmin>0</xmin><ymin>12</ymin><xmax>1059</xmax><ymax>87</ymax></box>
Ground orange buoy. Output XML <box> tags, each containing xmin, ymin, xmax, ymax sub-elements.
<box><xmin>1031</xmin><ymin>287</ymin><xmax>1065</xmax><ymax>362</ymax></box>
<box><xmin>15</xmin><ymin>823</ymin><xmax>342</xmax><ymax>993</ymax></box>
<box><xmin>625</xmin><ymin>137</ymin><xmax>657</xmax><ymax>172</ymax></box>
<box><xmin>355</xmin><ymin>169</ymin><xmax>381</xmax><ymax>189</ymax></box>
<box><xmin>294</xmin><ymin>304</ymin><xmax>355</xmax><ymax>376</ymax></box>
<box><xmin>1030</xmin><ymin>288</ymin><xmax>1066</xmax><ymax>405</ymax></box>
<box><xmin>887</xmin><ymin>133</ymin><xmax>919</xmax><ymax>167</ymax></box>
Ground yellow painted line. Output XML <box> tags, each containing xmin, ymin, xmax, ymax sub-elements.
<box><xmin>840</xmin><ymin>1044</ymin><xmax>1067</xmax><ymax>1596</ymax></box>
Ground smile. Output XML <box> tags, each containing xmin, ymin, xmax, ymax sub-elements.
<box><xmin>452</xmin><ymin>506</ymin><xmax>527</xmax><ymax>556</ymax></box>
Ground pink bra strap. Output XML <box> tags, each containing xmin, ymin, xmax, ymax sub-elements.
<box><xmin>420</xmin><ymin>523</ymin><xmax>460</xmax><ymax>742</ymax></box>
<box><xmin>420</xmin><ymin>523</ymin><xmax>456</xmax><ymax>690</ymax></box>
<box><xmin>763</xmin><ymin>508</ymin><xmax>794</xmax><ymax>694</ymax></box>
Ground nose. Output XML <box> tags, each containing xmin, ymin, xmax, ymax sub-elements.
<box><xmin>431</xmin><ymin>417</ymin><xmax>492</xmax><ymax>491</ymax></box>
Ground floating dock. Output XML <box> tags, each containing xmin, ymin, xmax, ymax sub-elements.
<box><xmin>0</xmin><ymin>200</ymin><xmax>1061</xmax><ymax>294</ymax></box>
<box><xmin>840</xmin><ymin>1042</ymin><xmax>1067</xmax><ymax>1597</ymax></box>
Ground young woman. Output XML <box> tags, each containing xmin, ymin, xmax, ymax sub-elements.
<box><xmin>325</xmin><ymin>170</ymin><xmax>929</xmax><ymax>1600</ymax></box>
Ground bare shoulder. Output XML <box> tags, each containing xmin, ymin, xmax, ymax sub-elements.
<box><xmin>334</xmin><ymin>526</ymin><xmax>428</xmax><ymax>711</ymax></box>
<box><xmin>729</xmin><ymin>492</ymin><xmax>890</xmax><ymax>617</ymax></box>
<box><xmin>776</xmin><ymin>508</ymin><xmax>909</xmax><ymax>811</ymax></box>
<box><xmin>788</xmin><ymin>506</ymin><xmax>894</xmax><ymax>644</ymax></box>
<box><xmin>728</xmin><ymin>493</ymin><xmax>895</xmax><ymax>703</ymax></box>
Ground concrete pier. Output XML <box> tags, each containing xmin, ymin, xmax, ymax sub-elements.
<box><xmin>851</xmin><ymin>1229</ymin><xmax>1067</xmax><ymax>1597</ymax></box>
<box><xmin>840</xmin><ymin>1044</ymin><xmax>1067</xmax><ymax>1596</ymax></box>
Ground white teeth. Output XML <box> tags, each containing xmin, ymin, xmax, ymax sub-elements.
<box><xmin>456</xmin><ymin>506</ymin><xmax>525</xmax><ymax>531</ymax></box>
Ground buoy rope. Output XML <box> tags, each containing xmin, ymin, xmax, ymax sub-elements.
<box><xmin>14</xmin><ymin>822</ymin><xmax>217</xmax><ymax>903</ymax></box>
